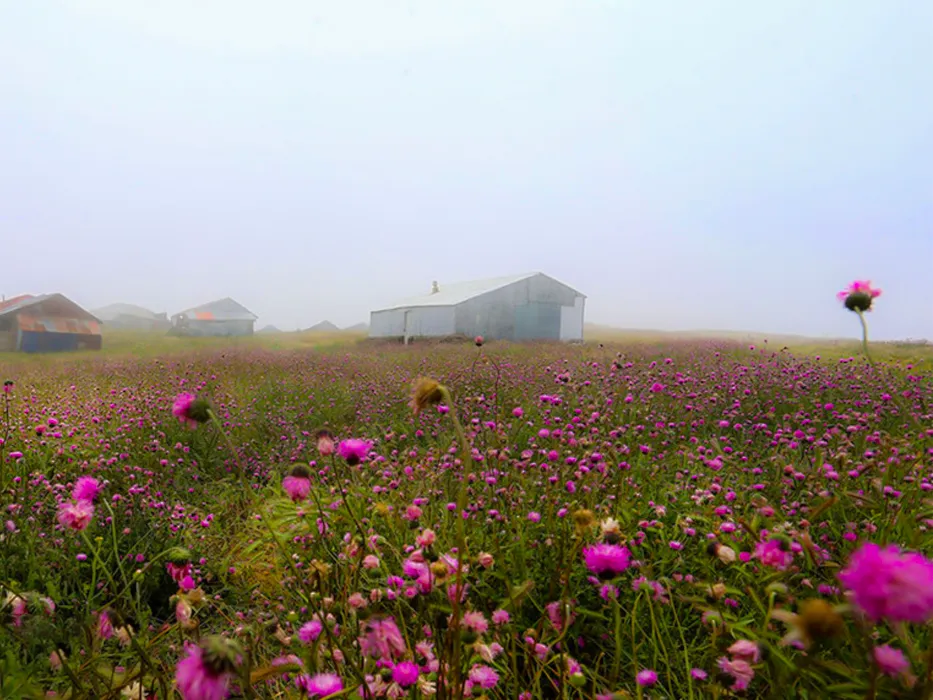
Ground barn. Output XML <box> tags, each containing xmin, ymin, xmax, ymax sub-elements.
<box><xmin>0</xmin><ymin>294</ymin><xmax>102</xmax><ymax>353</ymax></box>
<box><xmin>369</xmin><ymin>272</ymin><xmax>585</xmax><ymax>342</ymax></box>
<box><xmin>170</xmin><ymin>298</ymin><xmax>257</xmax><ymax>337</ymax></box>
<box><xmin>93</xmin><ymin>303</ymin><xmax>170</xmax><ymax>331</ymax></box>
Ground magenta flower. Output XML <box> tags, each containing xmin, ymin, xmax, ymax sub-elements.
<box><xmin>295</xmin><ymin>672</ymin><xmax>343</xmax><ymax>698</ymax></box>
<box><xmin>167</xmin><ymin>561</ymin><xmax>193</xmax><ymax>585</ymax></box>
<box><xmin>839</xmin><ymin>543</ymin><xmax>933</xmax><ymax>623</ymax></box>
<box><xmin>392</xmin><ymin>661</ymin><xmax>421</xmax><ymax>688</ymax></box>
<box><xmin>175</xmin><ymin>642</ymin><xmax>233</xmax><ymax>700</ymax></box>
<box><xmin>173</xmin><ymin>393</ymin><xmax>198</xmax><ymax>429</ymax></box>
<box><xmin>337</xmin><ymin>438</ymin><xmax>372</xmax><ymax>466</ymax></box>
<box><xmin>727</xmin><ymin>640</ymin><xmax>761</xmax><ymax>664</ymax></box>
<box><xmin>299</xmin><ymin>618</ymin><xmax>323</xmax><ymax>644</ymax></box>
<box><xmin>97</xmin><ymin>610</ymin><xmax>114</xmax><ymax>640</ymax></box>
<box><xmin>873</xmin><ymin>645</ymin><xmax>910</xmax><ymax>677</ymax></box>
<box><xmin>57</xmin><ymin>500</ymin><xmax>95</xmax><ymax>531</ymax></box>
<box><xmin>468</xmin><ymin>664</ymin><xmax>499</xmax><ymax>689</ymax></box>
<box><xmin>359</xmin><ymin>617</ymin><xmax>406</xmax><ymax>661</ymax></box>
<box><xmin>754</xmin><ymin>538</ymin><xmax>794</xmax><ymax>571</ymax></box>
<box><xmin>717</xmin><ymin>657</ymin><xmax>755</xmax><ymax>691</ymax></box>
<box><xmin>636</xmin><ymin>669</ymin><xmax>658</xmax><ymax>687</ymax></box>
<box><xmin>282</xmin><ymin>474</ymin><xmax>311</xmax><ymax>503</ymax></box>
<box><xmin>72</xmin><ymin>476</ymin><xmax>101</xmax><ymax>504</ymax></box>
<box><xmin>173</xmin><ymin>393</ymin><xmax>210</xmax><ymax>428</ymax></box>
<box><xmin>583</xmin><ymin>543</ymin><xmax>631</xmax><ymax>579</ymax></box>
<box><xmin>837</xmin><ymin>280</ymin><xmax>882</xmax><ymax>312</ymax></box>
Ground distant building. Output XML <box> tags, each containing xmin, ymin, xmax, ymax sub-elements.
<box><xmin>93</xmin><ymin>303</ymin><xmax>170</xmax><ymax>331</ymax></box>
<box><xmin>369</xmin><ymin>272</ymin><xmax>585</xmax><ymax>342</ymax></box>
<box><xmin>170</xmin><ymin>298</ymin><xmax>257</xmax><ymax>337</ymax></box>
<box><xmin>0</xmin><ymin>294</ymin><xmax>102</xmax><ymax>353</ymax></box>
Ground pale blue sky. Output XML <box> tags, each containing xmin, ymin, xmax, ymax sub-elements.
<box><xmin>1</xmin><ymin>1</ymin><xmax>930</xmax><ymax>338</ymax></box>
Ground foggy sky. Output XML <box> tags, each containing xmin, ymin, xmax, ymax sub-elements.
<box><xmin>1</xmin><ymin>1</ymin><xmax>931</xmax><ymax>339</ymax></box>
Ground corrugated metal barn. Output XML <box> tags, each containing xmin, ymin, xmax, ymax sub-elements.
<box><xmin>170</xmin><ymin>298</ymin><xmax>257</xmax><ymax>337</ymax></box>
<box><xmin>93</xmin><ymin>303</ymin><xmax>170</xmax><ymax>331</ymax></box>
<box><xmin>0</xmin><ymin>294</ymin><xmax>102</xmax><ymax>353</ymax></box>
<box><xmin>369</xmin><ymin>272</ymin><xmax>586</xmax><ymax>342</ymax></box>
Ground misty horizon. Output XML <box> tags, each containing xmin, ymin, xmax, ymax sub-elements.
<box><xmin>2</xmin><ymin>2</ymin><xmax>931</xmax><ymax>340</ymax></box>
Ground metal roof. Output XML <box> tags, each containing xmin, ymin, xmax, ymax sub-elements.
<box><xmin>173</xmin><ymin>297</ymin><xmax>257</xmax><ymax>321</ymax></box>
<box><xmin>92</xmin><ymin>303</ymin><xmax>161</xmax><ymax>321</ymax></box>
<box><xmin>373</xmin><ymin>272</ymin><xmax>584</xmax><ymax>312</ymax></box>
<box><xmin>0</xmin><ymin>293</ymin><xmax>101</xmax><ymax>323</ymax></box>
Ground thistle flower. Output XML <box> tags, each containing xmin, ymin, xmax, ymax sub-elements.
<box><xmin>337</xmin><ymin>439</ymin><xmax>372</xmax><ymax>467</ymax></box>
<box><xmin>583</xmin><ymin>543</ymin><xmax>631</xmax><ymax>580</ymax></box>
<box><xmin>837</xmin><ymin>280</ymin><xmax>881</xmax><ymax>312</ymax></box>
<box><xmin>873</xmin><ymin>645</ymin><xmax>911</xmax><ymax>678</ymax></box>
<box><xmin>313</xmin><ymin>429</ymin><xmax>335</xmax><ymax>456</ymax></box>
<box><xmin>391</xmin><ymin>661</ymin><xmax>420</xmax><ymax>688</ymax></box>
<box><xmin>838</xmin><ymin>542</ymin><xmax>933</xmax><ymax>624</ymax></box>
<box><xmin>72</xmin><ymin>476</ymin><xmax>101</xmax><ymax>504</ymax></box>
<box><xmin>359</xmin><ymin>617</ymin><xmax>406</xmax><ymax>661</ymax></box>
<box><xmin>474</xmin><ymin>335</ymin><xmax>484</xmax><ymax>347</ymax></box>
<box><xmin>57</xmin><ymin>500</ymin><xmax>94</xmax><ymax>531</ymax></box>
<box><xmin>172</xmin><ymin>393</ymin><xmax>212</xmax><ymax>428</ymax></box>
<box><xmin>295</xmin><ymin>672</ymin><xmax>343</xmax><ymax>698</ymax></box>
<box><xmin>409</xmin><ymin>377</ymin><xmax>445</xmax><ymax>415</ymax></box>
<box><xmin>2</xmin><ymin>380</ymin><xmax>12</xmax><ymax>394</ymax></box>
<box><xmin>283</xmin><ymin>465</ymin><xmax>312</xmax><ymax>502</ymax></box>
<box><xmin>636</xmin><ymin>669</ymin><xmax>658</xmax><ymax>687</ymax></box>
<box><xmin>175</xmin><ymin>638</ymin><xmax>240</xmax><ymax>700</ymax></box>
<box><xmin>717</xmin><ymin>657</ymin><xmax>755</xmax><ymax>691</ymax></box>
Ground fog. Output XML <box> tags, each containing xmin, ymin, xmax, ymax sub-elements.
<box><xmin>1</xmin><ymin>1</ymin><xmax>931</xmax><ymax>339</ymax></box>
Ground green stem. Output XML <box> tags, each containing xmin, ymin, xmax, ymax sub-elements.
<box><xmin>207</xmin><ymin>409</ymin><xmax>248</xmax><ymax>493</ymax></box>
<box><xmin>856</xmin><ymin>311</ymin><xmax>873</xmax><ymax>366</ymax></box>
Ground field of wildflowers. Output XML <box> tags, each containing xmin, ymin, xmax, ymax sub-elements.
<box><xmin>1</xmin><ymin>283</ymin><xmax>932</xmax><ymax>699</ymax></box>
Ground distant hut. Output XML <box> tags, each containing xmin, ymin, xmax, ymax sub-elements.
<box><xmin>93</xmin><ymin>303</ymin><xmax>170</xmax><ymax>331</ymax></box>
<box><xmin>369</xmin><ymin>272</ymin><xmax>586</xmax><ymax>342</ymax></box>
<box><xmin>170</xmin><ymin>298</ymin><xmax>257</xmax><ymax>337</ymax></box>
<box><xmin>0</xmin><ymin>294</ymin><xmax>102</xmax><ymax>353</ymax></box>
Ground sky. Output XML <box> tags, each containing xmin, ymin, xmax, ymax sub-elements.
<box><xmin>1</xmin><ymin>1</ymin><xmax>931</xmax><ymax>339</ymax></box>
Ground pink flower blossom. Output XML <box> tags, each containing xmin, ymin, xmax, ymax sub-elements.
<box><xmin>175</xmin><ymin>643</ymin><xmax>232</xmax><ymax>700</ymax></box>
<box><xmin>873</xmin><ymin>645</ymin><xmax>910</xmax><ymax>677</ymax></box>
<box><xmin>57</xmin><ymin>500</ymin><xmax>94</xmax><ymax>531</ymax></box>
<box><xmin>583</xmin><ymin>543</ymin><xmax>631</xmax><ymax>579</ymax></box>
<box><xmin>391</xmin><ymin>661</ymin><xmax>420</xmax><ymax>688</ymax></box>
<box><xmin>839</xmin><ymin>543</ymin><xmax>933</xmax><ymax>623</ymax></box>
<box><xmin>295</xmin><ymin>672</ymin><xmax>343</xmax><ymax>697</ymax></box>
<box><xmin>337</xmin><ymin>439</ymin><xmax>371</xmax><ymax>466</ymax></box>
<box><xmin>299</xmin><ymin>619</ymin><xmax>323</xmax><ymax>644</ymax></box>
<box><xmin>72</xmin><ymin>476</ymin><xmax>101</xmax><ymax>503</ymax></box>
<box><xmin>636</xmin><ymin>669</ymin><xmax>658</xmax><ymax>687</ymax></box>
<box><xmin>755</xmin><ymin>538</ymin><xmax>794</xmax><ymax>571</ymax></box>
<box><xmin>717</xmin><ymin>656</ymin><xmax>755</xmax><ymax>691</ymax></box>
<box><xmin>282</xmin><ymin>475</ymin><xmax>311</xmax><ymax>502</ymax></box>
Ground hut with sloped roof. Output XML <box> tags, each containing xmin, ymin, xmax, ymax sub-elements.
<box><xmin>170</xmin><ymin>298</ymin><xmax>257</xmax><ymax>337</ymax></box>
<box><xmin>0</xmin><ymin>293</ymin><xmax>102</xmax><ymax>352</ymax></box>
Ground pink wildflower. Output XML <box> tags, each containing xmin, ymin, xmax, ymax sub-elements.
<box><xmin>337</xmin><ymin>439</ymin><xmax>371</xmax><ymax>466</ymax></box>
<box><xmin>57</xmin><ymin>500</ymin><xmax>94</xmax><ymax>531</ymax></box>
<box><xmin>838</xmin><ymin>543</ymin><xmax>933</xmax><ymax>623</ymax></box>
<box><xmin>755</xmin><ymin>538</ymin><xmax>794</xmax><ymax>571</ymax></box>
<box><xmin>468</xmin><ymin>664</ymin><xmax>499</xmax><ymax>689</ymax></box>
<box><xmin>299</xmin><ymin>619</ymin><xmax>323</xmax><ymax>644</ymax></box>
<box><xmin>282</xmin><ymin>474</ymin><xmax>311</xmax><ymax>503</ymax></box>
<box><xmin>359</xmin><ymin>617</ymin><xmax>406</xmax><ymax>661</ymax></box>
<box><xmin>295</xmin><ymin>672</ymin><xmax>343</xmax><ymax>697</ymax></box>
<box><xmin>727</xmin><ymin>640</ymin><xmax>761</xmax><ymax>664</ymax></box>
<box><xmin>873</xmin><ymin>645</ymin><xmax>910</xmax><ymax>677</ymax></box>
<box><xmin>72</xmin><ymin>476</ymin><xmax>101</xmax><ymax>503</ymax></box>
<box><xmin>583</xmin><ymin>543</ymin><xmax>631</xmax><ymax>579</ymax></box>
<box><xmin>391</xmin><ymin>661</ymin><xmax>420</xmax><ymax>688</ymax></box>
<box><xmin>717</xmin><ymin>657</ymin><xmax>755</xmax><ymax>691</ymax></box>
<box><xmin>636</xmin><ymin>669</ymin><xmax>658</xmax><ymax>687</ymax></box>
<box><xmin>175</xmin><ymin>642</ymin><xmax>233</xmax><ymax>700</ymax></box>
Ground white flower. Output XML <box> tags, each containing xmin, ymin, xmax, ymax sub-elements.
<box><xmin>717</xmin><ymin>545</ymin><xmax>736</xmax><ymax>564</ymax></box>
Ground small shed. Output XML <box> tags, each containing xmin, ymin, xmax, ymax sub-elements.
<box><xmin>0</xmin><ymin>294</ymin><xmax>102</xmax><ymax>353</ymax></box>
<box><xmin>369</xmin><ymin>272</ymin><xmax>586</xmax><ymax>342</ymax></box>
<box><xmin>93</xmin><ymin>303</ymin><xmax>170</xmax><ymax>331</ymax></box>
<box><xmin>170</xmin><ymin>298</ymin><xmax>257</xmax><ymax>337</ymax></box>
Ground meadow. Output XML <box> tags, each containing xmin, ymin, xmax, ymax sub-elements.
<box><xmin>1</xmin><ymin>314</ymin><xmax>932</xmax><ymax>698</ymax></box>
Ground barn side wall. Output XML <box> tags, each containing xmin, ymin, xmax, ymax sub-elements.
<box><xmin>559</xmin><ymin>296</ymin><xmax>585</xmax><ymax>341</ymax></box>
<box><xmin>369</xmin><ymin>307</ymin><xmax>456</xmax><ymax>339</ymax></box>
<box><xmin>453</xmin><ymin>275</ymin><xmax>580</xmax><ymax>341</ymax></box>
<box><xmin>185</xmin><ymin>320</ymin><xmax>254</xmax><ymax>337</ymax></box>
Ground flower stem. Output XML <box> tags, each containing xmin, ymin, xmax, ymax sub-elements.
<box><xmin>856</xmin><ymin>310</ymin><xmax>873</xmax><ymax>366</ymax></box>
<box><xmin>207</xmin><ymin>409</ymin><xmax>248</xmax><ymax>493</ymax></box>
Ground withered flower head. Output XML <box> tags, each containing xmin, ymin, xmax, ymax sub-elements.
<box><xmin>572</xmin><ymin>509</ymin><xmax>596</xmax><ymax>534</ymax></box>
<box><xmin>772</xmin><ymin>598</ymin><xmax>845</xmax><ymax>648</ymax></box>
<box><xmin>409</xmin><ymin>377</ymin><xmax>445</xmax><ymax>415</ymax></box>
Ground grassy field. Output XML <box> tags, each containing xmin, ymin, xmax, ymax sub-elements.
<box><xmin>0</xmin><ymin>330</ymin><xmax>931</xmax><ymax>699</ymax></box>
